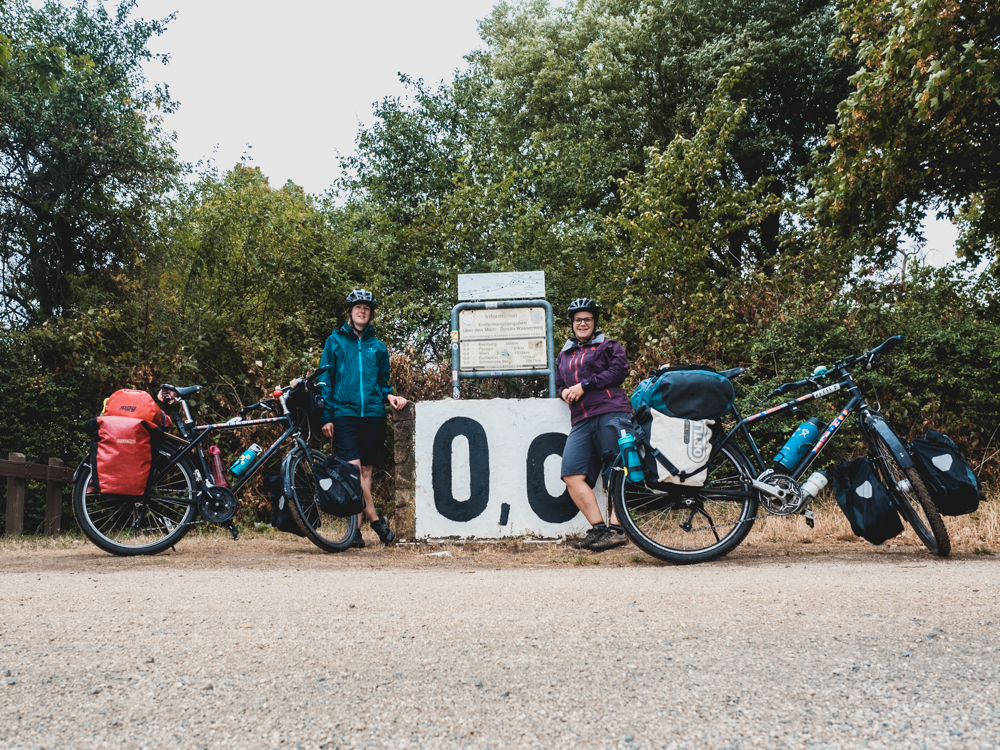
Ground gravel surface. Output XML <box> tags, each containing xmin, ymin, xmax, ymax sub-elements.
<box><xmin>1</xmin><ymin>551</ymin><xmax>998</xmax><ymax>749</ymax></box>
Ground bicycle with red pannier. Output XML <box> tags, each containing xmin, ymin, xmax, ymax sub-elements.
<box><xmin>73</xmin><ymin>366</ymin><xmax>358</xmax><ymax>556</ymax></box>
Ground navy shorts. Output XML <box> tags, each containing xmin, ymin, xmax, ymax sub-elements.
<box><xmin>561</xmin><ymin>411</ymin><xmax>632</xmax><ymax>487</ymax></box>
<box><xmin>333</xmin><ymin>416</ymin><xmax>386</xmax><ymax>465</ymax></box>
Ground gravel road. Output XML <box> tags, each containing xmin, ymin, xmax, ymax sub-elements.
<box><xmin>1</xmin><ymin>551</ymin><xmax>998</xmax><ymax>749</ymax></box>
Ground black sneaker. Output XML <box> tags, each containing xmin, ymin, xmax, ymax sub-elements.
<box><xmin>370</xmin><ymin>515</ymin><xmax>395</xmax><ymax>545</ymax></box>
<box><xmin>574</xmin><ymin>525</ymin><xmax>606</xmax><ymax>550</ymax></box>
<box><xmin>350</xmin><ymin>527</ymin><xmax>365</xmax><ymax>549</ymax></box>
<box><xmin>589</xmin><ymin>528</ymin><xmax>628</xmax><ymax>551</ymax></box>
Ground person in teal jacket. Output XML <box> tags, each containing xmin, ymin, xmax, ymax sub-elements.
<box><xmin>319</xmin><ymin>290</ymin><xmax>408</xmax><ymax>546</ymax></box>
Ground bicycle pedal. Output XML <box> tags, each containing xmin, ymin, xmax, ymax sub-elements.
<box><xmin>804</xmin><ymin>509</ymin><xmax>816</xmax><ymax>529</ymax></box>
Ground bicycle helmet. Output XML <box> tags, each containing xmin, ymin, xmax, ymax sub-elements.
<box><xmin>567</xmin><ymin>298</ymin><xmax>600</xmax><ymax>324</ymax></box>
<box><xmin>345</xmin><ymin>289</ymin><xmax>378</xmax><ymax>311</ymax></box>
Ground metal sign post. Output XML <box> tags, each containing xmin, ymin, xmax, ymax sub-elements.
<box><xmin>451</xmin><ymin>300</ymin><xmax>556</xmax><ymax>399</ymax></box>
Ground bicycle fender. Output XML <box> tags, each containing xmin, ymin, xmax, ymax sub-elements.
<box><xmin>281</xmin><ymin>440</ymin><xmax>319</xmax><ymax>500</ymax></box>
<box><xmin>867</xmin><ymin>416</ymin><xmax>915</xmax><ymax>469</ymax></box>
<box><xmin>72</xmin><ymin>460</ymin><xmax>89</xmax><ymax>484</ymax></box>
<box><xmin>280</xmin><ymin>450</ymin><xmax>297</xmax><ymax>502</ymax></box>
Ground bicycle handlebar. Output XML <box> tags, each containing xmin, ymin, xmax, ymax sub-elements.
<box><xmin>762</xmin><ymin>335</ymin><xmax>903</xmax><ymax>403</ymax></box>
<box><xmin>831</xmin><ymin>334</ymin><xmax>904</xmax><ymax>369</ymax></box>
<box><xmin>306</xmin><ymin>365</ymin><xmax>330</xmax><ymax>382</ymax></box>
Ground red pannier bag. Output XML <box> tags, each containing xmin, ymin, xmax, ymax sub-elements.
<box><xmin>102</xmin><ymin>389</ymin><xmax>172</xmax><ymax>428</ymax></box>
<box><xmin>85</xmin><ymin>416</ymin><xmax>159</xmax><ymax>496</ymax></box>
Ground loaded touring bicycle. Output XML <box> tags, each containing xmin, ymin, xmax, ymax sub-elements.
<box><xmin>73</xmin><ymin>366</ymin><xmax>359</xmax><ymax>556</ymax></box>
<box><xmin>611</xmin><ymin>336</ymin><xmax>950</xmax><ymax>564</ymax></box>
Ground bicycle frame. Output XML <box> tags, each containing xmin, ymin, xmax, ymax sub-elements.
<box><xmin>150</xmin><ymin>412</ymin><xmax>309</xmax><ymax>502</ymax></box>
<box><xmin>720</xmin><ymin>370</ymin><xmax>872</xmax><ymax>483</ymax></box>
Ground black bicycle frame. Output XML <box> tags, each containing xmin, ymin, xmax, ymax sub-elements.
<box><xmin>720</xmin><ymin>371</ymin><xmax>870</xmax><ymax>482</ymax></box>
<box><xmin>151</xmin><ymin>413</ymin><xmax>305</xmax><ymax>500</ymax></box>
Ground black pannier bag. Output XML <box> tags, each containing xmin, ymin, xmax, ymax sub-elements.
<box><xmin>909</xmin><ymin>431</ymin><xmax>984</xmax><ymax>516</ymax></box>
<box><xmin>312</xmin><ymin>454</ymin><xmax>365</xmax><ymax>517</ymax></box>
<box><xmin>285</xmin><ymin>382</ymin><xmax>324</xmax><ymax>430</ymax></box>
<box><xmin>832</xmin><ymin>457</ymin><xmax>904</xmax><ymax>545</ymax></box>
<box><xmin>266</xmin><ymin>473</ymin><xmax>311</xmax><ymax>536</ymax></box>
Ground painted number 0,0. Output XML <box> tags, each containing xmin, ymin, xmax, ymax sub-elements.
<box><xmin>431</xmin><ymin>417</ymin><xmax>579</xmax><ymax>525</ymax></box>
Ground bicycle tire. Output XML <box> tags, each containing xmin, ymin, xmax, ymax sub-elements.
<box><xmin>73</xmin><ymin>447</ymin><xmax>197</xmax><ymax>556</ymax></box>
<box><xmin>611</xmin><ymin>443</ymin><xmax>759</xmax><ymax>564</ymax></box>
<box><xmin>283</xmin><ymin>448</ymin><xmax>357</xmax><ymax>553</ymax></box>
<box><xmin>869</xmin><ymin>430</ymin><xmax>950</xmax><ymax>557</ymax></box>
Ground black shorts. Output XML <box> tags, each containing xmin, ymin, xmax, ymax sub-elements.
<box><xmin>561</xmin><ymin>411</ymin><xmax>632</xmax><ymax>487</ymax></box>
<box><xmin>333</xmin><ymin>416</ymin><xmax>386</xmax><ymax>465</ymax></box>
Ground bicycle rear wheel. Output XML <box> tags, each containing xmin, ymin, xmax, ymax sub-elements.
<box><xmin>283</xmin><ymin>448</ymin><xmax>357</xmax><ymax>553</ymax></box>
<box><xmin>73</xmin><ymin>447</ymin><xmax>196</xmax><ymax>556</ymax></box>
<box><xmin>611</xmin><ymin>443</ymin><xmax>759</xmax><ymax>564</ymax></box>
<box><xmin>869</xmin><ymin>429</ymin><xmax>950</xmax><ymax>556</ymax></box>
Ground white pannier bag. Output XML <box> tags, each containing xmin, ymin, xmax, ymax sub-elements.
<box><xmin>647</xmin><ymin>411</ymin><xmax>714</xmax><ymax>486</ymax></box>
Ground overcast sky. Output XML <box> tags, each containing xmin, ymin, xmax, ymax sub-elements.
<box><xmin>137</xmin><ymin>0</ymin><xmax>498</xmax><ymax>195</ymax></box>
<box><xmin>134</xmin><ymin>0</ymin><xmax>960</xmax><ymax>265</ymax></box>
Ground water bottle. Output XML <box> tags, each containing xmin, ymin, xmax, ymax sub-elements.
<box><xmin>229</xmin><ymin>443</ymin><xmax>262</xmax><ymax>478</ymax></box>
<box><xmin>800</xmin><ymin>470</ymin><xmax>828</xmax><ymax>499</ymax></box>
<box><xmin>773</xmin><ymin>418</ymin><xmax>826</xmax><ymax>470</ymax></box>
<box><xmin>618</xmin><ymin>430</ymin><xmax>645</xmax><ymax>483</ymax></box>
<box><xmin>208</xmin><ymin>446</ymin><xmax>228</xmax><ymax>487</ymax></box>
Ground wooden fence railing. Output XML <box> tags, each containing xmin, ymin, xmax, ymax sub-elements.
<box><xmin>1</xmin><ymin>453</ymin><xmax>75</xmax><ymax>536</ymax></box>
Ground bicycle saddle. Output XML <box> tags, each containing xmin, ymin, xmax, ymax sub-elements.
<box><xmin>159</xmin><ymin>384</ymin><xmax>203</xmax><ymax>397</ymax></box>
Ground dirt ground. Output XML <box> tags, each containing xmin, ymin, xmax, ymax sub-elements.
<box><xmin>2</xmin><ymin>535</ymin><xmax>998</xmax><ymax>750</ymax></box>
<box><xmin>0</xmin><ymin>522</ymin><xmax>994</xmax><ymax>574</ymax></box>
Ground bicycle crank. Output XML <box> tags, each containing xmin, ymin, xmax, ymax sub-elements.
<box><xmin>754</xmin><ymin>470</ymin><xmax>809</xmax><ymax>515</ymax></box>
<box><xmin>198</xmin><ymin>486</ymin><xmax>238</xmax><ymax>524</ymax></box>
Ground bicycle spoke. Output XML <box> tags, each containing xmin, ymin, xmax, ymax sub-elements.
<box><xmin>75</xmin><ymin>454</ymin><xmax>197</xmax><ymax>554</ymax></box>
<box><xmin>613</xmin><ymin>444</ymin><xmax>758</xmax><ymax>563</ymax></box>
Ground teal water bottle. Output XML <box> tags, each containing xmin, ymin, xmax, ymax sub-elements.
<box><xmin>229</xmin><ymin>443</ymin><xmax>262</xmax><ymax>478</ymax></box>
<box><xmin>618</xmin><ymin>430</ymin><xmax>645</xmax><ymax>483</ymax></box>
<box><xmin>773</xmin><ymin>418</ymin><xmax>825</xmax><ymax>470</ymax></box>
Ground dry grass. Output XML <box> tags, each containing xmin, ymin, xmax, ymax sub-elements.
<box><xmin>3</xmin><ymin>493</ymin><xmax>999</xmax><ymax>570</ymax></box>
<box><xmin>742</xmin><ymin>490</ymin><xmax>1000</xmax><ymax>554</ymax></box>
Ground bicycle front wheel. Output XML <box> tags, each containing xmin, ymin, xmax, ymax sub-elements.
<box><xmin>611</xmin><ymin>444</ymin><xmax>759</xmax><ymax>564</ymax></box>
<box><xmin>282</xmin><ymin>448</ymin><xmax>357</xmax><ymax>553</ymax></box>
<box><xmin>73</xmin><ymin>447</ymin><xmax>197</xmax><ymax>556</ymax></box>
<box><xmin>869</xmin><ymin>429</ymin><xmax>950</xmax><ymax>556</ymax></box>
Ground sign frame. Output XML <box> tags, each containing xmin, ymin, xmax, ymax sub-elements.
<box><xmin>451</xmin><ymin>300</ymin><xmax>556</xmax><ymax>399</ymax></box>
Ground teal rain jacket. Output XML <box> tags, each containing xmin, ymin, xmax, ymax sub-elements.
<box><xmin>318</xmin><ymin>321</ymin><xmax>394</xmax><ymax>422</ymax></box>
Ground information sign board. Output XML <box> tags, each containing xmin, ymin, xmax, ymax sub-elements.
<box><xmin>457</xmin><ymin>271</ymin><xmax>545</xmax><ymax>301</ymax></box>
<box><xmin>458</xmin><ymin>307</ymin><xmax>547</xmax><ymax>371</ymax></box>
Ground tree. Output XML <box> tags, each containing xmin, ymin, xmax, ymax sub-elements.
<box><xmin>813</xmin><ymin>0</ymin><xmax>1000</xmax><ymax>272</ymax></box>
<box><xmin>157</xmin><ymin>165</ymin><xmax>360</xmax><ymax>405</ymax></box>
<box><xmin>0</xmin><ymin>0</ymin><xmax>180</xmax><ymax>325</ymax></box>
<box><xmin>613</xmin><ymin>70</ymin><xmax>790</xmax><ymax>361</ymax></box>
<box><xmin>473</xmin><ymin>0</ymin><xmax>854</xmax><ymax>260</ymax></box>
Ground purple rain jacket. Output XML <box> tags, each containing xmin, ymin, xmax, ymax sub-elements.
<box><xmin>555</xmin><ymin>332</ymin><xmax>632</xmax><ymax>426</ymax></box>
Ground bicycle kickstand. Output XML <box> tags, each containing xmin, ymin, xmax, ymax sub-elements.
<box><xmin>224</xmin><ymin>521</ymin><xmax>239</xmax><ymax>541</ymax></box>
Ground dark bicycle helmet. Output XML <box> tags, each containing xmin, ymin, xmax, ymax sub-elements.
<box><xmin>567</xmin><ymin>298</ymin><xmax>600</xmax><ymax>323</ymax></box>
<box><xmin>345</xmin><ymin>289</ymin><xmax>378</xmax><ymax>310</ymax></box>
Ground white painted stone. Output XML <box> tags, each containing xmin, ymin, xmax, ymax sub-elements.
<box><xmin>414</xmin><ymin>398</ymin><xmax>607</xmax><ymax>539</ymax></box>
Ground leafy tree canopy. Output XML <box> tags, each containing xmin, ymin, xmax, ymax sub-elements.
<box><xmin>0</xmin><ymin>0</ymin><xmax>180</xmax><ymax>325</ymax></box>
<box><xmin>472</xmin><ymin>0</ymin><xmax>854</xmax><ymax>239</ymax></box>
<box><xmin>814</xmin><ymin>0</ymin><xmax>1000</xmax><ymax>272</ymax></box>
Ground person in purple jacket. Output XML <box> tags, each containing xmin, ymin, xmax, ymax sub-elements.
<box><xmin>556</xmin><ymin>298</ymin><xmax>632</xmax><ymax>551</ymax></box>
